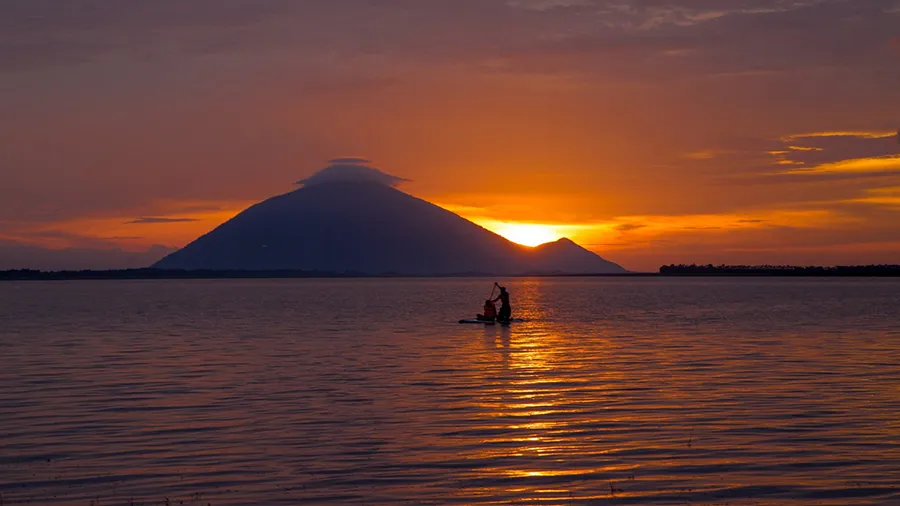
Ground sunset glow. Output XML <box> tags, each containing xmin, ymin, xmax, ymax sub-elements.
<box><xmin>486</xmin><ymin>223</ymin><xmax>564</xmax><ymax>247</ymax></box>
<box><xmin>0</xmin><ymin>1</ymin><xmax>898</xmax><ymax>271</ymax></box>
<box><xmin>0</xmin><ymin>201</ymin><xmax>252</xmax><ymax>253</ymax></box>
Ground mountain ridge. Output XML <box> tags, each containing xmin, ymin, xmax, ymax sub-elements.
<box><xmin>153</xmin><ymin>180</ymin><xmax>625</xmax><ymax>275</ymax></box>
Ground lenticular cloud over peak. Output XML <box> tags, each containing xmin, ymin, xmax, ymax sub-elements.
<box><xmin>329</xmin><ymin>157</ymin><xmax>373</xmax><ymax>164</ymax></box>
<box><xmin>296</xmin><ymin>159</ymin><xmax>410</xmax><ymax>188</ymax></box>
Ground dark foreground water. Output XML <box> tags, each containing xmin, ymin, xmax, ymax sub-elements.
<box><xmin>1</xmin><ymin>278</ymin><xmax>898</xmax><ymax>505</ymax></box>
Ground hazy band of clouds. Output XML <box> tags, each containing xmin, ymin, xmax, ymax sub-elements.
<box><xmin>125</xmin><ymin>217</ymin><xmax>200</xmax><ymax>224</ymax></box>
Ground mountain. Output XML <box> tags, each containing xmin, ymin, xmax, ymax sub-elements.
<box><xmin>153</xmin><ymin>162</ymin><xmax>626</xmax><ymax>275</ymax></box>
<box><xmin>529</xmin><ymin>238</ymin><xmax>624</xmax><ymax>274</ymax></box>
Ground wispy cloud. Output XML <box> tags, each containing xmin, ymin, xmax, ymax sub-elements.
<box><xmin>765</xmin><ymin>129</ymin><xmax>900</xmax><ymax>175</ymax></box>
<box><xmin>615</xmin><ymin>223</ymin><xmax>647</xmax><ymax>232</ymax></box>
<box><xmin>0</xmin><ymin>198</ymin><xmax>255</xmax><ymax>254</ymax></box>
<box><xmin>782</xmin><ymin>130</ymin><xmax>897</xmax><ymax>141</ymax></box>
<box><xmin>605</xmin><ymin>209</ymin><xmax>844</xmax><ymax>236</ymax></box>
<box><xmin>505</xmin><ymin>0</ymin><xmax>594</xmax><ymax>11</ymax></box>
<box><xmin>0</xmin><ymin>239</ymin><xmax>174</xmax><ymax>271</ymax></box>
<box><xmin>791</xmin><ymin>155</ymin><xmax>900</xmax><ymax>174</ymax></box>
<box><xmin>846</xmin><ymin>186</ymin><xmax>900</xmax><ymax>207</ymax></box>
<box><xmin>1</xmin><ymin>229</ymin><xmax>145</xmax><ymax>251</ymax></box>
<box><xmin>125</xmin><ymin>217</ymin><xmax>200</xmax><ymax>224</ymax></box>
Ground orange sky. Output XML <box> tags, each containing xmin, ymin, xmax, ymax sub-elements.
<box><xmin>0</xmin><ymin>1</ymin><xmax>898</xmax><ymax>271</ymax></box>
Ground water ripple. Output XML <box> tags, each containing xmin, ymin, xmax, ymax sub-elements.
<box><xmin>1</xmin><ymin>278</ymin><xmax>898</xmax><ymax>505</ymax></box>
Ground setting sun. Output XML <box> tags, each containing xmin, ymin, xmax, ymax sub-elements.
<box><xmin>488</xmin><ymin>223</ymin><xmax>564</xmax><ymax>247</ymax></box>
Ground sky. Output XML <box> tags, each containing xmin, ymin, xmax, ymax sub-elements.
<box><xmin>0</xmin><ymin>0</ymin><xmax>898</xmax><ymax>272</ymax></box>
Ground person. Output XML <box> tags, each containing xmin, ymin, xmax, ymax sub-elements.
<box><xmin>477</xmin><ymin>299</ymin><xmax>497</xmax><ymax>321</ymax></box>
<box><xmin>493</xmin><ymin>283</ymin><xmax>511</xmax><ymax>322</ymax></box>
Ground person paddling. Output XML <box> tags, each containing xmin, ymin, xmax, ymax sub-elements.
<box><xmin>493</xmin><ymin>283</ymin><xmax>512</xmax><ymax>322</ymax></box>
<box><xmin>477</xmin><ymin>299</ymin><xmax>497</xmax><ymax>322</ymax></box>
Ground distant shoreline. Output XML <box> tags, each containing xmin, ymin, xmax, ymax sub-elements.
<box><xmin>659</xmin><ymin>264</ymin><xmax>900</xmax><ymax>277</ymax></box>
<box><xmin>1</xmin><ymin>266</ymin><xmax>899</xmax><ymax>281</ymax></box>
<box><xmin>0</xmin><ymin>269</ymin><xmax>646</xmax><ymax>281</ymax></box>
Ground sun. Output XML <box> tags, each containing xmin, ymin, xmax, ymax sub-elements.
<box><xmin>490</xmin><ymin>223</ymin><xmax>563</xmax><ymax>247</ymax></box>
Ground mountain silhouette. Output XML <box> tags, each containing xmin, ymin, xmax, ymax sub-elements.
<box><xmin>153</xmin><ymin>161</ymin><xmax>625</xmax><ymax>275</ymax></box>
<box><xmin>529</xmin><ymin>238</ymin><xmax>623</xmax><ymax>274</ymax></box>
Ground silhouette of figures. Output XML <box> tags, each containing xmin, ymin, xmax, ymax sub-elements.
<box><xmin>493</xmin><ymin>283</ymin><xmax>512</xmax><ymax>322</ymax></box>
<box><xmin>477</xmin><ymin>299</ymin><xmax>497</xmax><ymax>322</ymax></box>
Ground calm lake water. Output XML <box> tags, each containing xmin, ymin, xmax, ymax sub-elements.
<box><xmin>1</xmin><ymin>278</ymin><xmax>898</xmax><ymax>505</ymax></box>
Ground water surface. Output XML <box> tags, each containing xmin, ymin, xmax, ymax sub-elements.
<box><xmin>1</xmin><ymin>278</ymin><xmax>898</xmax><ymax>505</ymax></box>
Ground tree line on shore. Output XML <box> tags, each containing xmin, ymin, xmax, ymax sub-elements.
<box><xmin>659</xmin><ymin>264</ymin><xmax>900</xmax><ymax>276</ymax></box>
<box><xmin>0</xmin><ymin>268</ymin><xmax>510</xmax><ymax>280</ymax></box>
<box><xmin>0</xmin><ymin>269</ymin><xmax>362</xmax><ymax>281</ymax></box>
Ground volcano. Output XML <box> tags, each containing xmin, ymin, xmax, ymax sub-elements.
<box><xmin>153</xmin><ymin>160</ymin><xmax>625</xmax><ymax>275</ymax></box>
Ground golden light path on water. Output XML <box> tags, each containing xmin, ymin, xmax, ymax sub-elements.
<box><xmin>0</xmin><ymin>278</ymin><xmax>898</xmax><ymax>505</ymax></box>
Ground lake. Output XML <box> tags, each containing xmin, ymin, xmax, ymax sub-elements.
<box><xmin>1</xmin><ymin>278</ymin><xmax>898</xmax><ymax>505</ymax></box>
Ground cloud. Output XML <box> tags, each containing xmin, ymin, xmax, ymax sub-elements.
<box><xmin>731</xmin><ymin>170</ymin><xmax>900</xmax><ymax>186</ymax></box>
<box><xmin>0</xmin><ymin>197</ymin><xmax>255</xmax><ymax>264</ymax></box>
<box><xmin>579</xmin><ymin>204</ymin><xmax>899</xmax><ymax>270</ymax></box>
<box><xmin>506</xmin><ymin>0</ymin><xmax>594</xmax><ymax>11</ymax></box>
<box><xmin>848</xmin><ymin>186</ymin><xmax>900</xmax><ymax>208</ymax></box>
<box><xmin>2</xmin><ymin>229</ymin><xmax>148</xmax><ymax>251</ymax></box>
<box><xmin>763</xmin><ymin>132</ymin><xmax>900</xmax><ymax>176</ymax></box>
<box><xmin>653</xmin><ymin>208</ymin><xmax>844</xmax><ymax>231</ymax></box>
<box><xmin>125</xmin><ymin>217</ymin><xmax>200</xmax><ymax>224</ymax></box>
<box><xmin>791</xmin><ymin>156</ymin><xmax>900</xmax><ymax>175</ymax></box>
<box><xmin>296</xmin><ymin>160</ymin><xmax>410</xmax><ymax>188</ymax></box>
<box><xmin>698</xmin><ymin>129</ymin><xmax>900</xmax><ymax>184</ymax></box>
<box><xmin>0</xmin><ymin>1</ymin><xmax>530</xmax><ymax>72</ymax></box>
<box><xmin>0</xmin><ymin>239</ymin><xmax>173</xmax><ymax>270</ymax></box>
<box><xmin>683</xmin><ymin>149</ymin><xmax>739</xmax><ymax>160</ymax></box>
<box><xmin>491</xmin><ymin>0</ymin><xmax>898</xmax><ymax>82</ymax></box>
<box><xmin>0</xmin><ymin>0</ymin><xmax>891</xmax><ymax>80</ymax></box>
<box><xmin>614</xmin><ymin>223</ymin><xmax>647</xmax><ymax>232</ymax></box>
<box><xmin>783</xmin><ymin>130</ymin><xmax>896</xmax><ymax>140</ymax></box>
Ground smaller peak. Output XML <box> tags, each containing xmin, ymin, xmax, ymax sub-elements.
<box><xmin>539</xmin><ymin>237</ymin><xmax>576</xmax><ymax>247</ymax></box>
<box><xmin>296</xmin><ymin>159</ymin><xmax>410</xmax><ymax>188</ymax></box>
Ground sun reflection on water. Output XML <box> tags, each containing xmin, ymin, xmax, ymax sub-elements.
<box><xmin>450</xmin><ymin>279</ymin><xmax>658</xmax><ymax>502</ymax></box>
